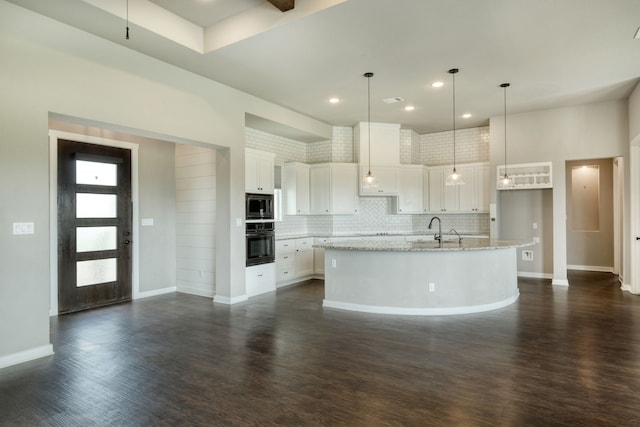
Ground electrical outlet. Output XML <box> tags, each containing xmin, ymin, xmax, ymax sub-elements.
<box><xmin>428</xmin><ymin>282</ymin><xmax>435</xmax><ymax>293</ymax></box>
<box><xmin>331</xmin><ymin>259</ymin><xmax>337</xmax><ymax>268</ymax></box>
<box><xmin>533</xmin><ymin>237</ymin><xmax>540</xmax><ymax>243</ymax></box>
<box><xmin>522</xmin><ymin>250</ymin><xmax>533</xmax><ymax>261</ymax></box>
<box><xmin>13</xmin><ymin>222</ymin><xmax>34</xmax><ymax>235</ymax></box>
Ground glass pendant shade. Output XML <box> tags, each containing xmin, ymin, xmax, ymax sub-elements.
<box><xmin>446</xmin><ymin>168</ymin><xmax>465</xmax><ymax>186</ymax></box>
<box><xmin>363</xmin><ymin>170</ymin><xmax>377</xmax><ymax>186</ymax></box>
<box><xmin>498</xmin><ymin>173</ymin><xmax>513</xmax><ymax>189</ymax></box>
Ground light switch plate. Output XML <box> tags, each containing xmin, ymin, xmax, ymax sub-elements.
<box><xmin>141</xmin><ymin>218</ymin><xmax>154</xmax><ymax>226</ymax></box>
<box><xmin>13</xmin><ymin>222</ymin><xmax>34</xmax><ymax>235</ymax></box>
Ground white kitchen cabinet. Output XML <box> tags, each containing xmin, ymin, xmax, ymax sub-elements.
<box><xmin>428</xmin><ymin>167</ymin><xmax>458</xmax><ymax>213</ymax></box>
<box><xmin>458</xmin><ymin>164</ymin><xmax>489</xmax><ymax>212</ymax></box>
<box><xmin>276</xmin><ymin>237</ymin><xmax>314</xmax><ymax>286</ymax></box>
<box><xmin>310</xmin><ymin>163</ymin><xmax>359</xmax><ymax>214</ymax></box>
<box><xmin>245</xmin><ymin>262</ymin><xmax>276</xmax><ymax>297</ymax></box>
<box><xmin>284</xmin><ymin>162</ymin><xmax>310</xmax><ymax>215</ymax></box>
<box><xmin>428</xmin><ymin>163</ymin><xmax>488</xmax><ymax>213</ymax></box>
<box><xmin>393</xmin><ymin>165</ymin><xmax>424</xmax><ymax>214</ymax></box>
<box><xmin>359</xmin><ymin>165</ymin><xmax>398</xmax><ymax>196</ymax></box>
<box><xmin>245</xmin><ymin>148</ymin><xmax>275</xmax><ymax>194</ymax></box>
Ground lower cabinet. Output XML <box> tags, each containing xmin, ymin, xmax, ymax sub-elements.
<box><xmin>245</xmin><ymin>263</ymin><xmax>276</xmax><ymax>297</ymax></box>
<box><xmin>276</xmin><ymin>237</ymin><xmax>314</xmax><ymax>286</ymax></box>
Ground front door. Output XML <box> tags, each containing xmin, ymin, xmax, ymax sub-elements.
<box><xmin>58</xmin><ymin>139</ymin><xmax>132</xmax><ymax>314</ymax></box>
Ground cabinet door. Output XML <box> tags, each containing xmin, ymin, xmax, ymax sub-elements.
<box><xmin>257</xmin><ymin>155</ymin><xmax>274</xmax><ymax>194</ymax></box>
<box><xmin>396</xmin><ymin>167</ymin><xmax>424</xmax><ymax>214</ymax></box>
<box><xmin>295</xmin><ymin>249</ymin><xmax>314</xmax><ymax>278</ymax></box>
<box><xmin>428</xmin><ymin>169</ymin><xmax>444</xmax><ymax>212</ymax></box>
<box><xmin>360</xmin><ymin>166</ymin><xmax>398</xmax><ymax>195</ymax></box>
<box><xmin>330</xmin><ymin>164</ymin><xmax>359</xmax><ymax>214</ymax></box>
<box><xmin>458</xmin><ymin>166</ymin><xmax>476</xmax><ymax>212</ymax></box>
<box><xmin>475</xmin><ymin>165</ymin><xmax>489</xmax><ymax>212</ymax></box>
<box><xmin>245</xmin><ymin>151</ymin><xmax>260</xmax><ymax>192</ymax></box>
<box><xmin>284</xmin><ymin>163</ymin><xmax>310</xmax><ymax>215</ymax></box>
<box><xmin>310</xmin><ymin>165</ymin><xmax>330</xmax><ymax>214</ymax></box>
<box><xmin>429</xmin><ymin>168</ymin><xmax>458</xmax><ymax>213</ymax></box>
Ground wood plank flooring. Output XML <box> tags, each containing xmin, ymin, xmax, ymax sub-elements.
<box><xmin>2</xmin><ymin>272</ymin><xmax>640</xmax><ymax>426</ymax></box>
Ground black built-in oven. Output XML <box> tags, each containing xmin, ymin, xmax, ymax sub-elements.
<box><xmin>246</xmin><ymin>221</ymin><xmax>275</xmax><ymax>266</ymax></box>
<box><xmin>246</xmin><ymin>193</ymin><xmax>274</xmax><ymax>220</ymax></box>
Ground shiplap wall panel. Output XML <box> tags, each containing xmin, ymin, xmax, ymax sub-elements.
<box><xmin>175</xmin><ymin>144</ymin><xmax>216</xmax><ymax>298</ymax></box>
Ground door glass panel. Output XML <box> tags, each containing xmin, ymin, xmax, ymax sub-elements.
<box><xmin>76</xmin><ymin>193</ymin><xmax>117</xmax><ymax>218</ymax></box>
<box><xmin>77</xmin><ymin>258</ymin><xmax>117</xmax><ymax>287</ymax></box>
<box><xmin>77</xmin><ymin>226</ymin><xmax>117</xmax><ymax>252</ymax></box>
<box><xmin>76</xmin><ymin>160</ymin><xmax>117</xmax><ymax>186</ymax></box>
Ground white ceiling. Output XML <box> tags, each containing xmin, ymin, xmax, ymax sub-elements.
<box><xmin>8</xmin><ymin>0</ymin><xmax>640</xmax><ymax>141</ymax></box>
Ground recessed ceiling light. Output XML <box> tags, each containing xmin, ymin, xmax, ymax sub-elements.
<box><xmin>462</xmin><ymin>113</ymin><xmax>472</xmax><ymax>118</ymax></box>
<box><xmin>329</xmin><ymin>97</ymin><xmax>340</xmax><ymax>104</ymax></box>
<box><xmin>404</xmin><ymin>106</ymin><xmax>415</xmax><ymax>111</ymax></box>
<box><xmin>432</xmin><ymin>81</ymin><xmax>444</xmax><ymax>88</ymax></box>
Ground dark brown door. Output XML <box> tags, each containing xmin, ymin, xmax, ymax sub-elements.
<box><xmin>58</xmin><ymin>139</ymin><xmax>132</xmax><ymax>314</ymax></box>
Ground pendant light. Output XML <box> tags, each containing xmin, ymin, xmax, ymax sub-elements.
<box><xmin>498</xmin><ymin>83</ymin><xmax>514</xmax><ymax>189</ymax></box>
<box><xmin>362</xmin><ymin>72</ymin><xmax>376</xmax><ymax>186</ymax></box>
<box><xmin>445</xmin><ymin>68</ymin><xmax>464</xmax><ymax>186</ymax></box>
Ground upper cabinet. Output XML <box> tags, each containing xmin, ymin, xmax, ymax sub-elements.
<box><xmin>245</xmin><ymin>148</ymin><xmax>275</xmax><ymax>194</ymax></box>
<box><xmin>353</xmin><ymin>122</ymin><xmax>401</xmax><ymax>166</ymax></box>
<box><xmin>393</xmin><ymin>165</ymin><xmax>424</xmax><ymax>214</ymax></box>
<box><xmin>310</xmin><ymin>163</ymin><xmax>359</xmax><ymax>214</ymax></box>
<box><xmin>284</xmin><ymin>162</ymin><xmax>310</xmax><ymax>215</ymax></box>
<box><xmin>427</xmin><ymin>162</ymin><xmax>489</xmax><ymax>213</ymax></box>
<box><xmin>359</xmin><ymin>165</ymin><xmax>398</xmax><ymax>196</ymax></box>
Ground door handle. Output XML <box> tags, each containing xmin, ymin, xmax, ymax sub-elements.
<box><xmin>124</xmin><ymin>239</ymin><xmax>132</xmax><ymax>245</ymax></box>
<box><xmin>636</xmin><ymin>237</ymin><xmax>640</xmax><ymax>241</ymax></box>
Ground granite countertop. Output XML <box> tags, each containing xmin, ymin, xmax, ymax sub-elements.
<box><xmin>315</xmin><ymin>238</ymin><xmax>534</xmax><ymax>252</ymax></box>
<box><xmin>276</xmin><ymin>232</ymin><xmax>488</xmax><ymax>241</ymax></box>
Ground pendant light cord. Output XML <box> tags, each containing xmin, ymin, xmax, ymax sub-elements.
<box><xmin>368</xmin><ymin>75</ymin><xmax>371</xmax><ymax>173</ymax></box>
<box><xmin>126</xmin><ymin>0</ymin><xmax>130</xmax><ymax>40</ymax></box>
<box><xmin>501</xmin><ymin>83</ymin><xmax>510</xmax><ymax>177</ymax></box>
<box><xmin>452</xmin><ymin>71</ymin><xmax>456</xmax><ymax>170</ymax></box>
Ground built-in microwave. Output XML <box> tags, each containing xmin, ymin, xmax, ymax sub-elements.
<box><xmin>246</xmin><ymin>193</ymin><xmax>274</xmax><ymax>220</ymax></box>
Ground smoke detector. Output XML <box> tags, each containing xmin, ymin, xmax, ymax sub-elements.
<box><xmin>383</xmin><ymin>97</ymin><xmax>404</xmax><ymax>104</ymax></box>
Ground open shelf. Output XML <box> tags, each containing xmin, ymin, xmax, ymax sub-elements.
<box><xmin>497</xmin><ymin>162</ymin><xmax>552</xmax><ymax>190</ymax></box>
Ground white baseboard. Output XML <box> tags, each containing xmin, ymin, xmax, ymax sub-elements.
<box><xmin>567</xmin><ymin>265</ymin><xmax>614</xmax><ymax>273</ymax></box>
<box><xmin>176</xmin><ymin>285</ymin><xmax>214</xmax><ymax>299</ymax></box>
<box><xmin>620</xmin><ymin>283</ymin><xmax>632</xmax><ymax>292</ymax></box>
<box><xmin>552</xmin><ymin>278</ymin><xmax>570</xmax><ymax>286</ymax></box>
<box><xmin>0</xmin><ymin>344</ymin><xmax>54</xmax><ymax>370</ymax></box>
<box><xmin>276</xmin><ymin>275</ymin><xmax>315</xmax><ymax>288</ymax></box>
<box><xmin>213</xmin><ymin>294</ymin><xmax>248</xmax><ymax>305</ymax></box>
<box><xmin>518</xmin><ymin>271</ymin><xmax>553</xmax><ymax>280</ymax></box>
<box><xmin>323</xmin><ymin>293</ymin><xmax>519</xmax><ymax>316</ymax></box>
<box><xmin>135</xmin><ymin>286</ymin><xmax>176</xmax><ymax>300</ymax></box>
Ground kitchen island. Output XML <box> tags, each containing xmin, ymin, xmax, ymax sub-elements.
<box><xmin>317</xmin><ymin>238</ymin><xmax>532</xmax><ymax>315</ymax></box>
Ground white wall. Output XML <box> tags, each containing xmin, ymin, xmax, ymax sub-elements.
<box><xmin>628</xmin><ymin>82</ymin><xmax>640</xmax><ymax>293</ymax></box>
<box><xmin>0</xmin><ymin>1</ymin><xmax>330</xmax><ymax>366</ymax></box>
<box><xmin>490</xmin><ymin>99</ymin><xmax>630</xmax><ymax>285</ymax></box>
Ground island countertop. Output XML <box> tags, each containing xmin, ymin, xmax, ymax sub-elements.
<box><xmin>315</xmin><ymin>237</ymin><xmax>533</xmax><ymax>252</ymax></box>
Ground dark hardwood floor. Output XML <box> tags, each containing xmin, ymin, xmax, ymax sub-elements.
<box><xmin>2</xmin><ymin>272</ymin><xmax>640</xmax><ymax>426</ymax></box>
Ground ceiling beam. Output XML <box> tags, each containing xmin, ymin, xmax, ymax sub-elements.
<box><xmin>267</xmin><ymin>0</ymin><xmax>295</xmax><ymax>12</ymax></box>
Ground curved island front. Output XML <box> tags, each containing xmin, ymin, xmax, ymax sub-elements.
<box><xmin>317</xmin><ymin>238</ymin><xmax>532</xmax><ymax>316</ymax></box>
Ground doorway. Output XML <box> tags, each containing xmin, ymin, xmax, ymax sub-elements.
<box><xmin>57</xmin><ymin>139</ymin><xmax>132</xmax><ymax>313</ymax></box>
<box><xmin>565</xmin><ymin>158</ymin><xmax>618</xmax><ymax>273</ymax></box>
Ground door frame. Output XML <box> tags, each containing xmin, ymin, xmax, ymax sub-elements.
<box><xmin>49</xmin><ymin>130</ymin><xmax>140</xmax><ymax>316</ymax></box>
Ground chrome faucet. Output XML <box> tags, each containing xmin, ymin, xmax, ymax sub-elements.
<box><xmin>428</xmin><ymin>216</ymin><xmax>442</xmax><ymax>245</ymax></box>
<box><xmin>449</xmin><ymin>228</ymin><xmax>462</xmax><ymax>244</ymax></box>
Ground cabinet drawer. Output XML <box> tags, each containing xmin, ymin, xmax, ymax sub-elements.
<box><xmin>295</xmin><ymin>238</ymin><xmax>313</xmax><ymax>251</ymax></box>
<box><xmin>276</xmin><ymin>240</ymin><xmax>295</xmax><ymax>253</ymax></box>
